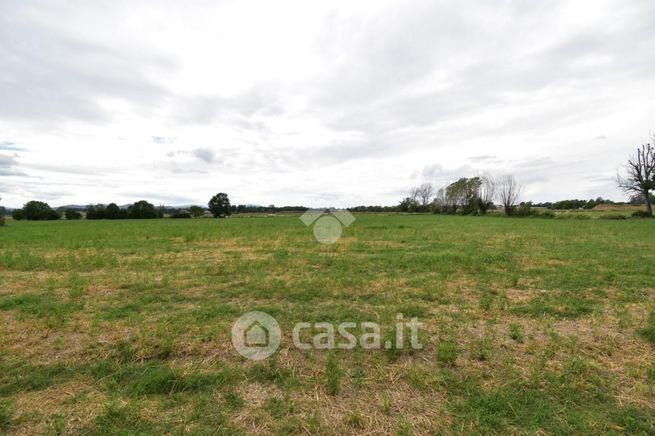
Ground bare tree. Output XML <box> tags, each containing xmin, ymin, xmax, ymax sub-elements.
<box><xmin>617</xmin><ymin>140</ymin><xmax>655</xmax><ymax>216</ymax></box>
<box><xmin>477</xmin><ymin>175</ymin><xmax>496</xmax><ymax>214</ymax></box>
<box><xmin>409</xmin><ymin>187</ymin><xmax>420</xmax><ymax>204</ymax></box>
<box><xmin>497</xmin><ymin>175</ymin><xmax>521</xmax><ymax>215</ymax></box>
<box><xmin>415</xmin><ymin>182</ymin><xmax>435</xmax><ymax>206</ymax></box>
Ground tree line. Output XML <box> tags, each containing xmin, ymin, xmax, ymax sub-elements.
<box><xmin>4</xmin><ymin>193</ymin><xmax>309</xmax><ymax>222</ymax></box>
<box><xmin>400</xmin><ymin>174</ymin><xmax>522</xmax><ymax>216</ymax></box>
<box><xmin>2</xmin><ymin>135</ymin><xmax>654</xmax><ymax>223</ymax></box>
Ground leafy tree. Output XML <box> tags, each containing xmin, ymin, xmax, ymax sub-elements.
<box><xmin>170</xmin><ymin>210</ymin><xmax>192</xmax><ymax>218</ymax></box>
<box><xmin>86</xmin><ymin>204</ymin><xmax>106</xmax><ymax>220</ymax></box>
<box><xmin>105</xmin><ymin>203</ymin><xmax>126</xmax><ymax>219</ymax></box>
<box><xmin>189</xmin><ymin>205</ymin><xmax>205</xmax><ymax>218</ymax></box>
<box><xmin>399</xmin><ymin>197</ymin><xmax>418</xmax><ymax>212</ymax></box>
<box><xmin>65</xmin><ymin>209</ymin><xmax>82</xmax><ymax>220</ymax></box>
<box><xmin>21</xmin><ymin>201</ymin><xmax>60</xmax><ymax>220</ymax></box>
<box><xmin>445</xmin><ymin>177</ymin><xmax>482</xmax><ymax>214</ymax></box>
<box><xmin>208</xmin><ymin>193</ymin><xmax>231</xmax><ymax>218</ymax></box>
<box><xmin>618</xmin><ymin>140</ymin><xmax>655</xmax><ymax>216</ymax></box>
<box><xmin>11</xmin><ymin>208</ymin><xmax>25</xmax><ymax>220</ymax></box>
<box><xmin>127</xmin><ymin>200</ymin><xmax>158</xmax><ymax>219</ymax></box>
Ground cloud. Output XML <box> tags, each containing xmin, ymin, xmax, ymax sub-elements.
<box><xmin>0</xmin><ymin>153</ymin><xmax>26</xmax><ymax>176</ymax></box>
<box><xmin>191</xmin><ymin>147</ymin><xmax>216</xmax><ymax>163</ymax></box>
<box><xmin>151</xmin><ymin>136</ymin><xmax>176</xmax><ymax>144</ymax></box>
<box><xmin>0</xmin><ymin>141</ymin><xmax>25</xmax><ymax>152</ymax></box>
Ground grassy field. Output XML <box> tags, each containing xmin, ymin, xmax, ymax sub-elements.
<box><xmin>0</xmin><ymin>215</ymin><xmax>654</xmax><ymax>434</ymax></box>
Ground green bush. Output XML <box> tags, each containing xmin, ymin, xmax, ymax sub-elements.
<box><xmin>170</xmin><ymin>211</ymin><xmax>192</xmax><ymax>219</ymax></box>
<box><xmin>65</xmin><ymin>209</ymin><xmax>82</xmax><ymax>220</ymax></box>
<box><xmin>12</xmin><ymin>201</ymin><xmax>60</xmax><ymax>221</ymax></box>
<box><xmin>631</xmin><ymin>210</ymin><xmax>653</xmax><ymax>218</ymax></box>
<box><xmin>599</xmin><ymin>214</ymin><xmax>627</xmax><ymax>220</ymax></box>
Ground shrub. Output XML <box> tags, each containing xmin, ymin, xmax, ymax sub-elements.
<box><xmin>170</xmin><ymin>211</ymin><xmax>192</xmax><ymax>219</ymax></box>
<box><xmin>127</xmin><ymin>201</ymin><xmax>159</xmax><ymax>219</ymax></box>
<box><xmin>14</xmin><ymin>201</ymin><xmax>60</xmax><ymax>221</ymax></box>
<box><xmin>599</xmin><ymin>214</ymin><xmax>627</xmax><ymax>220</ymax></box>
<box><xmin>637</xmin><ymin>311</ymin><xmax>655</xmax><ymax>343</ymax></box>
<box><xmin>436</xmin><ymin>340</ymin><xmax>459</xmax><ymax>366</ymax></box>
<box><xmin>86</xmin><ymin>205</ymin><xmax>106</xmax><ymax>220</ymax></box>
<box><xmin>631</xmin><ymin>210</ymin><xmax>653</xmax><ymax>218</ymax></box>
<box><xmin>11</xmin><ymin>209</ymin><xmax>25</xmax><ymax>220</ymax></box>
<box><xmin>514</xmin><ymin>203</ymin><xmax>538</xmax><ymax>217</ymax></box>
<box><xmin>64</xmin><ymin>209</ymin><xmax>82</xmax><ymax>220</ymax></box>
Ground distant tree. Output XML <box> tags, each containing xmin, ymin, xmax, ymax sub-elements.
<box><xmin>415</xmin><ymin>183</ymin><xmax>435</xmax><ymax>207</ymax></box>
<box><xmin>127</xmin><ymin>200</ymin><xmax>158</xmax><ymax>219</ymax></box>
<box><xmin>86</xmin><ymin>204</ymin><xmax>106</xmax><ymax>220</ymax></box>
<box><xmin>170</xmin><ymin>210</ymin><xmax>192</xmax><ymax>218</ymax></box>
<box><xmin>208</xmin><ymin>193</ymin><xmax>231</xmax><ymax>218</ymax></box>
<box><xmin>21</xmin><ymin>201</ymin><xmax>60</xmax><ymax>220</ymax></box>
<box><xmin>0</xmin><ymin>198</ymin><xmax>4</xmax><ymax>226</ymax></box>
<box><xmin>65</xmin><ymin>209</ymin><xmax>82</xmax><ymax>220</ymax></box>
<box><xmin>618</xmin><ymin>141</ymin><xmax>655</xmax><ymax>216</ymax></box>
<box><xmin>628</xmin><ymin>192</ymin><xmax>655</xmax><ymax>206</ymax></box>
<box><xmin>497</xmin><ymin>175</ymin><xmax>522</xmax><ymax>216</ymax></box>
<box><xmin>105</xmin><ymin>203</ymin><xmax>125</xmax><ymax>219</ymax></box>
<box><xmin>444</xmin><ymin>177</ymin><xmax>481</xmax><ymax>214</ymax></box>
<box><xmin>12</xmin><ymin>208</ymin><xmax>25</xmax><ymax>220</ymax></box>
<box><xmin>476</xmin><ymin>176</ymin><xmax>495</xmax><ymax>214</ymax></box>
<box><xmin>399</xmin><ymin>197</ymin><xmax>418</xmax><ymax>212</ymax></box>
<box><xmin>189</xmin><ymin>205</ymin><xmax>205</xmax><ymax>218</ymax></box>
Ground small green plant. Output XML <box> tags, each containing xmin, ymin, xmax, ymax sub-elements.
<box><xmin>223</xmin><ymin>390</ymin><xmax>244</xmax><ymax>410</ymax></box>
<box><xmin>479</xmin><ymin>292</ymin><xmax>494</xmax><ymax>310</ymax></box>
<box><xmin>637</xmin><ymin>311</ymin><xmax>655</xmax><ymax>343</ymax></box>
<box><xmin>0</xmin><ymin>401</ymin><xmax>13</xmax><ymax>431</ymax></box>
<box><xmin>308</xmin><ymin>408</ymin><xmax>322</xmax><ymax>433</ymax></box>
<box><xmin>436</xmin><ymin>340</ymin><xmax>459</xmax><ymax>366</ymax></box>
<box><xmin>326</xmin><ymin>351</ymin><xmax>343</xmax><ymax>395</ymax></box>
<box><xmin>264</xmin><ymin>396</ymin><xmax>296</xmax><ymax>418</ymax></box>
<box><xmin>382</xmin><ymin>393</ymin><xmax>392</xmax><ymax>415</ymax></box>
<box><xmin>631</xmin><ymin>210</ymin><xmax>652</xmax><ymax>218</ymax></box>
<box><xmin>599</xmin><ymin>213</ymin><xmax>627</xmax><ymax>220</ymax></box>
<box><xmin>347</xmin><ymin>411</ymin><xmax>365</xmax><ymax>429</ymax></box>
<box><xmin>509</xmin><ymin>323</ymin><xmax>524</xmax><ymax>343</ymax></box>
<box><xmin>395</xmin><ymin>416</ymin><xmax>414</xmax><ymax>436</ymax></box>
<box><xmin>471</xmin><ymin>337</ymin><xmax>494</xmax><ymax>361</ymax></box>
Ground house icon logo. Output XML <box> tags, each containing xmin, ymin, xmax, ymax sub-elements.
<box><xmin>231</xmin><ymin>311</ymin><xmax>281</xmax><ymax>360</ymax></box>
<box><xmin>244</xmin><ymin>320</ymin><xmax>268</xmax><ymax>347</ymax></box>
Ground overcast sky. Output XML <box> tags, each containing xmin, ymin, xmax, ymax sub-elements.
<box><xmin>1</xmin><ymin>0</ymin><xmax>654</xmax><ymax>208</ymax></box>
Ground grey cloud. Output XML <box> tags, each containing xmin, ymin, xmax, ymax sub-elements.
<box><xmin>152</xmin><ymin>136</ymin><xmax>176</xmax><ymax>144</ymax></box>
<box><xmin>307</xmin><ymin>0</ymin><xmax>655</xmax><ymax>137</ymax></box>
<box><xmin>118</xmin><ymin>192</ymin><xmax>198</xmax><ymax>205</ymax></box>
<box><xmin>469</xmin><ymin>155</ymin><xmax>499</xmax><ymax>163</ymax></box>
<box><xmin>176</xmin><ymin>87</ymin><xmax>286</xmax><ymax>126</ymax></box>
<box><xmin>0</xmin><ymin>2</ymin><xmax>175</xmax><ymax>124</ymax></box>
<box><xmin>0</xmin><ymin>153</ymin><xmax>26</xmax><ymax>176</ymax></box>
<box><xmin>192</xmin><ymin>148</ymin><xmax>216</xmax><ymax>163</ymax></box>
<box><xmin>0</xmin><ymin>141</ymin><xmax>25</xmax><ymax>152</ymax></box>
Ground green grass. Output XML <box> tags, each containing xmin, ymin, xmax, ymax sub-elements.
<box><xmin>0</xmin><ymin>215</ymin><xmax>654</xmax><ymax>434</ymax></box>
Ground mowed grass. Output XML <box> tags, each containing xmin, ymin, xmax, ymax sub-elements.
<box><xmin>0</xmin><ymin>215</ymin><xmax>654</xmax><ymax>434</ymax></box>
